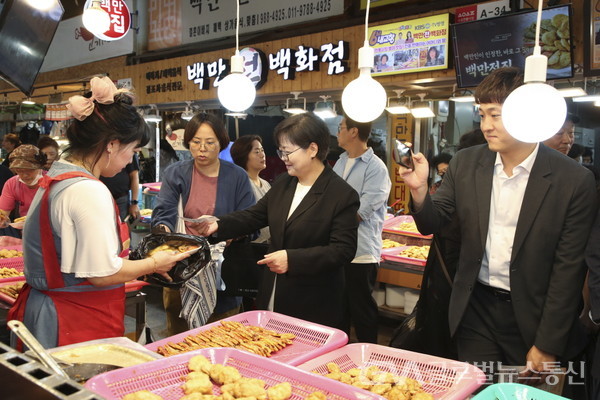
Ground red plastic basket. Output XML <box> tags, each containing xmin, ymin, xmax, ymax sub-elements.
<box><xmin>383</xmin><ymin>215</ymin><xmax>433</xmax><ymax>238</ymax></box>
<box><xmin>145</xmin><ymin>310</ymin><xmax>348</xmax><ymax>366</ymax></box>
<box><xmin>86</xmin><ymin>348</ymin><xmax>385</xmax><ymax>400</ymax></box>
<box><xmin>297</xmin><ymin>343</ymin><xmax>486</xmax><ymax>400</ymax></box>
<box><xmin>381</xmin><ymin>246</ymin><xmax>429</xmax><ymax>266</ymax></box>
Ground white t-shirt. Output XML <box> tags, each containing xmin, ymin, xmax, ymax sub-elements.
<box><xmin>51</xmin><ymin>179</ymin><xmax>123</xmax><ymax>278</ymax></box>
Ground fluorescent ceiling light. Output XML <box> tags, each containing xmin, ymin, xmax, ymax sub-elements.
<box><xmin>558</xmin><ymin>87</ymin><xmax>587</xmax><ymax>97</ymax></box>
<box><xmin>386</xmin><ymin>105</ymin><xmax>411</xmax><ymax>114</ymax></box>
<box><xmin>283</xmin><ymin>91</ymin><xmax>307</xmax><ymax>114</ymax></box>
<box><xmin>386</xmin><ymin>89</ymin><xmax>411</xmax><ymax>114</ymax></box>
<box><xmin>143</xmin><ymin>105</ymin><xmax>162</xmax><ymax>122</ymax></box>
<box><xmin>225</xmin><ymin>112</ymin><xmax>247</xmax><ymax>118</ymax></box>
<box><xmin>573</xmin><ymin>95</ymin><xmax>600</xmax><ymax>102</ymax></box>
<box><xmin>450</xmin><ymin>95</ymin><xmax>475</xmax><ymax>103</ymax></box>
<box><xmin>410</xmin><ymin>93</ymin><xmax>434</xmax><ymax>118</ymax></box>
<box><xmin>314</xmin><ymin>95</ymin><xmax>337</xmax><ymax>119</ymax></box>
<box><xmin>181</xmin><ymin>101</ymin><xmax>194</xmax><ymax>121</ymax></box>
<box><xmin>21</xmin><ymin>98</ymin><xmax>35</xmax><ymax>105</ymax></box>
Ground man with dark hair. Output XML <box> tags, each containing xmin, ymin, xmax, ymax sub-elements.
<box><xmin>333</xmin><ymin>114</ymin><xmax>391</xmax><ymax>343</ymax></box>
<box><xmin>399</xmin><ymin>67</ymin><xmax>597</xmax><ymax>378</ymax></box>
<box><xmin>543</xmin><ymin>113</ymin><xmax>578</xmax><ymax>155</ymax></box>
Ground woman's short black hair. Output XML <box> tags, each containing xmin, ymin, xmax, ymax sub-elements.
<box><xmin>274</xmin><ymin>113</ymin><xmax>330</xmax><ymax>161</ymax></box>
<box><xmin>37</xmin><ymin>135</ymin><xmax>59</xmax><ymax>151</ymax></box>
<box><xmin>431</xmin><ymin>152</ymin><xmax>452</xmax><ymax>169</ymax></box>
<box><xmin>183</xmin><ymin>112</ymin><xmax>229</xmax><ymax>151</ymax></box>
<box><xmin>230</xmin><ymin>134</ymin><xmax>262</xmax><ymax>170</ymax></box>
<box><xmin>66</xmin><ymin>91</ymin><xmax>150</xmax><ymax>170</ymax></box>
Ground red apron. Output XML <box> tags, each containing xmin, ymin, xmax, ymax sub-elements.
<box><xmin>9</xmin><ymin>171</ymin><xmax>130</xmax><ymax>347</ymax></box>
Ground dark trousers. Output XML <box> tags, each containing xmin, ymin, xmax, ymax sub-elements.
<box><xmin>114</xmin><ymin>194</ymin><xmax>129</xmax><ymax>221</ymax></box>
<box><xmin>343</xmin><ymin>262</ymin><xmax>379</xmax><ymax>343</ymax></box>
<box><xmin>456</xmin><ymin>282</ymin><xmax>529</xmax><ymax>370</ymax></box>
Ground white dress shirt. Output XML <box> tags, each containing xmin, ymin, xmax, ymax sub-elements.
<box><xmin>478</xmin><ymin>144</ymin><xmax>539</xmax><ymax>291</ymax></box>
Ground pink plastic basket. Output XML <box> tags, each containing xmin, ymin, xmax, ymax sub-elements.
<box><xmin>381</xmin><ymin>246</ymin><xmax>428</xmax><ymax>266</ymax></box>
<box><xmin>145</xmin><ymin>310</ymin><xmax>348</xmax><ymax>366</ymax></box>
<box><xmin>383</xmin><ymin>215</ymin><xmax>433</xmax><ymax>238</ymax></box>
<box><xmin>0</xmin><ymin>279</ymin><xmax>24</xmax><ymax>305</ymax></box>
<box><xmin>86</xmin><ymin>347</ymin><xmax>384</xmax><ymax>400</ymax></box>
<box><xmin>298</xmin><ymin>343</ymin><xmax>486</xmax><ymax>400</ymax></box>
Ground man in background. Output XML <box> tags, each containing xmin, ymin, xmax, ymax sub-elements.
<box><xmin>333</xmin><ymin>114</ymin><xmax>391</xmax><ymax>343</ymax></box>
<box><xmin>543</xmin><ymin>113</ymin><xmax>578</xmax><ymax>155</ymax></box>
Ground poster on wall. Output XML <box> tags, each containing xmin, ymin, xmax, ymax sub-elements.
<box><xmin>584</xmin><ymin>0</ymin><xmax>600</xmax><ymax>76</ymax></box>
<box><xmin>452</xmin><ymin>5</ymin><xmax>573</xmax><ymax>88</ymax></box>
<box><xmin>368</xmin><ymin>14</ymin><xmax>450</xmax><ymax>77</ymax></box>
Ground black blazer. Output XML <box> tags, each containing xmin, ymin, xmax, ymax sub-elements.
<box><xmin>217</xmin><ymin>165</ymin><xmax>359</xmax><ymax>329</ymax></box>
<box><xmin>586</xmin><ymin>207</ymin><xmax>600</xmax><ymax>377</ymax></box>
<box><xmin>413</xmin><ymin>144</ymin><xmax>597</xmax><ymax>359</ymax></box>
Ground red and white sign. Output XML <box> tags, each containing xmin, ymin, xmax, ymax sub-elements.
<box><xmin>455</xmin><ymin>0</ymin><xmax>511</xmax><ymax>23</ymax></box>
<box><xmin>84</xmin><ymin>0</ymin><xmax>131</xmax><ymax>41</ymax></box>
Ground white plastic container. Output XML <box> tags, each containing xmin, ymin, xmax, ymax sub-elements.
<box><xmin>373</xmin><ymin>285</ymin><xmax>386</xmax><ymax>307</ymax></box>
<box><xmin>404</xmin><ymin>289</ymin><xmax>420</xmax><ymax>314</ymax></box>
<box><xmin>385</xmin><ymin>285</ymin><xmax>406</xmax><ymax>308</ymax></box>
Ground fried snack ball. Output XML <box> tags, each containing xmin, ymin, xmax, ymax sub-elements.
<box><xmin>182</xmin><ymin>373</ymin><xmax>213</xmax><ymax>395</ymax></box>
<box><xmin>210</xmin><ymin>364</ymin><xmax>242</xmax><ymax>385</ymax></box>
<box><xmin>371</xmin><ymin>383</ymin><xmax>392</xmax><ymax>395</ymax></box>
<box><xmin>180</xmin><ymin>394</ymin><xmax>218</xmax><ymax>400</ymax></box>
<box><xmin>326</xmin><ymin>362</ymin><xmax>340</xmax><ymax>373</ymax></box>
<box><xmin>186</xmin><ymin>371</ymin><xmax>210</xmax><ymax>381</ymax></box>
<box><xmin>385</xmin><ymin>386</ymin><xmax>410</xmax><ymax>400</ymax></box>
<box><xmin>304</xmin><ymin>392</ymin><xmax>327</xmax><ymax>400</ymax></box>
<box><xmin>266</xmin><ymin>382</ymin><xmax>292</xmax><ymax>400</ymax></box>
<box><xmin>122</xmin><ymin>390</ymin><xmax>164</xmax><ymax>400</ymax></box>
<box><xmin>189</xmin><ymin>355</ymin><xmax>213</xmax><ymax>373</ymax></box>
<box><xmin>221</xmin><ymin>378</ymin><xmax>267</xmax><ymax>400</ymax></box>
<box><xmin>411</xmin><ymin>393</ymin><xmax>434</xmax><ymax>400</ymax></box>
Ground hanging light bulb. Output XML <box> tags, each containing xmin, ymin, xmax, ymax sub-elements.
<box><xmin>217</xmin><ymin>0</ymin><xmax>256</xmax><ymax>112</ymax></box>
<box><xmin>341</xmin><ymin>0</ymin><xmax>386</xmax><ymax>123</ymax></box>
<box><xmin>82</xmin><ymin>0</ymin><xmax>111</xmax><ymax>36</ymax></box>
<box><xmin>501</xmin><ymin>0</ymin><xmax>566</xmax><ymax>143</ymax></box>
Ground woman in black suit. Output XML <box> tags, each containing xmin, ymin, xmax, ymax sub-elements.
<box><xmin>197</xmin><ymin>113</ymin><xmax>359</xmax><ymax>329</ymax></box>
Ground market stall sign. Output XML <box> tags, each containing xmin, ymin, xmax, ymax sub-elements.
<box><xmin>369</xmin><ymin>14</ymin><xmax>450</xmax><ymax>77</ymax></box>
<box><xmin>268</xmin><ymin>40</ymin><xmax>349</xmax><ymax>80</ymax></box>
<box><xmin>145</xmin><ymin>67</ymin><xmax>184</xmax><ymax>95</ymax></box>
<box><xmin>455</xmin><ymin>0</ymin><xmax>511</xmax><ymax>23</ymax></box>
<box><xmin>186</xmin><ymin>48</ymin><xmax>267</xmax><ymax>91</ymax></box>
<box><xmin>84</xmin><ymin>0</ymin><xmax>131</xmax><ymax>41</ymax></box>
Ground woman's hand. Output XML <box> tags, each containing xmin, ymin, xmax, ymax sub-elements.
<box><xmin>192</xmin><ymin>216</ymin><xmax>219</xmax><ymax>236</ymax></box>
<box><xmin>258</xmin><ymin>250</ymin><xmax>288</xmax><ymax>274</ymax></box>
<box><xmin>149</xmin><ymin>250</ymin><xmax>191</xmax><ymax>282</ymax></box>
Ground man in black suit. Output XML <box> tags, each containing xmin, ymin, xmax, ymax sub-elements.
<box><xmin>399</xmin><ymin>67</ymin><xmax>597</xmax><ymax>378</ymax></box>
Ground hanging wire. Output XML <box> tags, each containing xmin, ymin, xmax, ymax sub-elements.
<box><xmin>364</xmin><ymin>0</ymin><xmax>370</xmax><ymax>42</ymax></box>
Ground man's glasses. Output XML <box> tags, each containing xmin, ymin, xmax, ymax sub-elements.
<box><xmin>189</xmin><ymin>139</ymin><xmax>218</xmax><ymax>151</ymax></box>
<box><xmin>276</xmin><ymin>147</ymin><xmax>302</xmax><ymax>160</ymax></box>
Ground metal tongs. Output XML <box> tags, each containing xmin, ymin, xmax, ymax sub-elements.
<box><xmin>8</xmin><ymin>320</ymin><xmax>69</xmax><ymax>379</ymax></box>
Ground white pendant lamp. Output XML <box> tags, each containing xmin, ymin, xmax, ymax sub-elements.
<box><xmin>341</xmin><ymin>0</ymin><xmax>386</xmax><ymax>123</ymax></box>
<box><xmin>217</xmin><ymin>1</ymin><xmax>256</xmax><ymax>113</ymax></box>
<box><xmin>82</xmin><ymin>0</ymin><xmax>111</xmax><ymax>36</ymax></box>
<box><xmin>501</xmin><ymin>0</ymin><xmax>566</xmax><ymax>143</ymax></box>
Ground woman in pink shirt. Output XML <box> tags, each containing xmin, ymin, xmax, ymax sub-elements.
<box><xmin>0</xmin><ymin>145</ymin><xmax>46</xmax><ymax>228</ymax></box>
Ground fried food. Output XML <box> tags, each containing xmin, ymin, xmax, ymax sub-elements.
<box><xmin>382</xmin><ymin>239</ymin><xmax>405</xmax><ymax>249</ymax></box>
<box><xmin>0</xmin><ymin>281</ymin><xmax>25</xmax><ymax>299</ymax></box>
<box><xmin>210</xmin><ymin>364</ymin><xmax>242</xmax><ymax>385</ymax></box>
<box><xmin>156</xmin><ymin>320</ymin><xmax>295</xmax><ymax>358</ymax></box>
<box><xmin>146</xmin><ymin>242</ymin><xmax>198</xmax><ymax>257</ymax></box>
<box><xmin>390</xmin><ymin>221</ymin><xmax>421</xmax><ymax>233</ymax></box>
<box><xmin>222</xmin><ymin>378</ymin><xmax>267</xmax><ymax>399</ymax></box>
<box><xmin>398</xmin><ymin>246</ymin><xmax>430</xmax><ymax>260</ymax></box>
<box><xmin>304</xmin><ymin>392</ymin><xmax>327</xmax><ymax>400</ymax></box>
<box><xmin>13</xmin><ymin>216</ymin><xmax>26</xmax><ymax>223</ymax></box>
<box><xmin>266</xmin><ymin>382</ymin><xmax>291</xmax><ymax>400</ymax></box>
<box><xmin>189</xmin><ymin>355</ymin><xmax>212</xmax><ymax>373</ymax></box>
<box><xmin>182</xmin><ymin>372</ymin><xmax>213</xmax><ymax>394</ymax></box>
<box><xmin>0</xmin><ymin>267</ymin><xmax>23</xmax><ymax>278</ymax></box>
<box><xmin>0</xmin><ymin>249</ymin><xmax>23</xmax><ymax>258</ymax></box>
<box><xmin>316</xmin><ymin>362</ymin><xmax>434</xmax><ymax>400</ymax></box>
<box><xmin>121</xmin><ymin>390</ymin><xmax>164</xmax><ymax>400</ymax></box>
<box><xmin>524</xmin><ymin>13</ymin><xmax>571</xmax><ymax>70</ymax></box>
<box><xmin>139</xmin><ymin>209</ymin><xmax>153</xmax><ymax>216</ymax></box>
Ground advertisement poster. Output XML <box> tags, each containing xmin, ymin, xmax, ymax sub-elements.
<box><xmin>592</xmin><ymin>1</ymin><xmax>600</xmax><ymax>70</ymax></box>
<box><xmin>368</xmin><ymin>14</ymin><xmax>450</xmax><ymax>77</ymax></box>
<box><xmin>452</xmin><ymin>5</ymin><xmax>572</xmax><ymax>88</ymax></box>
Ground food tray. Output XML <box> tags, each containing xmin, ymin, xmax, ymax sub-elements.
<box><xmin>86</xmin><ymin>347</ymin><xmax>384</xmax><ymax>400</ymax></box>
<box><xmin>0</xmin><ymin>245</ymin><xmax>24</xmax><ymax>283</ymax></box>
<box><xmin>145</xmin><ymin>310</ymin><xmax>348</xmax><ymax>366</ymax></box>
<box><xmin>0</xmin><ymin>279</ymin><xmax>25</xmax><ymax>305</ymax></box>
<box><xmin>298</xmin><ymin>343</ymin><xmax>486</xmax><ymax>400</ymax></box>
<box><xmin>383</xmin><ymin>215</ymin><xmax>433</xmax><ymax>239</ymax></box>
<box><xmin>381</xmin><ymin>246</ymin><xmax>428</xmax><ymax>267</ymax></box>
<box><xmin>472</xmin><ymin>383</ymin><xmax>568</xmax><ymax>399</ymax></box>
<box><xmin>0</xmin><ymin>280</ymin><xmax>148</xmax><ymax>304</ymax></box>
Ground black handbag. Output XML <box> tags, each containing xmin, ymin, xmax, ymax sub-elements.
<box><xmin>220</xmin><ymin>240</ymin><xmax>269</xmax><ymax>297</ymax></box>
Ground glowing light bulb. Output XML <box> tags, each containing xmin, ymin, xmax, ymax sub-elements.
<box><xmin>217</xmin><ymin>54</ymin><xmax>256</xmax><ymax>112</ymax></box>
<box><xmin>82</xmin><ymin>1</ymin><xmax>110</xmax><ymax>35</ymax></box>
<box><xmin>341</xmin><ymin>42</ymin><xmax>386</xmax><ymax>123</ymax></box>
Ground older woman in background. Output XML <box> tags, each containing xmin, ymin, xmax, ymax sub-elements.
<box><xmin>152</xmin><ymin>112</ymin><xmax>255</xmax><ymax>334</ymax></box>
<box><xmin>230</xmin><ymin>135</ymin><xmax>271</xmax><ymax>243</ymax></box>
<box><xmin>197</xmin><ymin>113</ymin><xmax>359</xmax><ymax>330</ymax></box>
